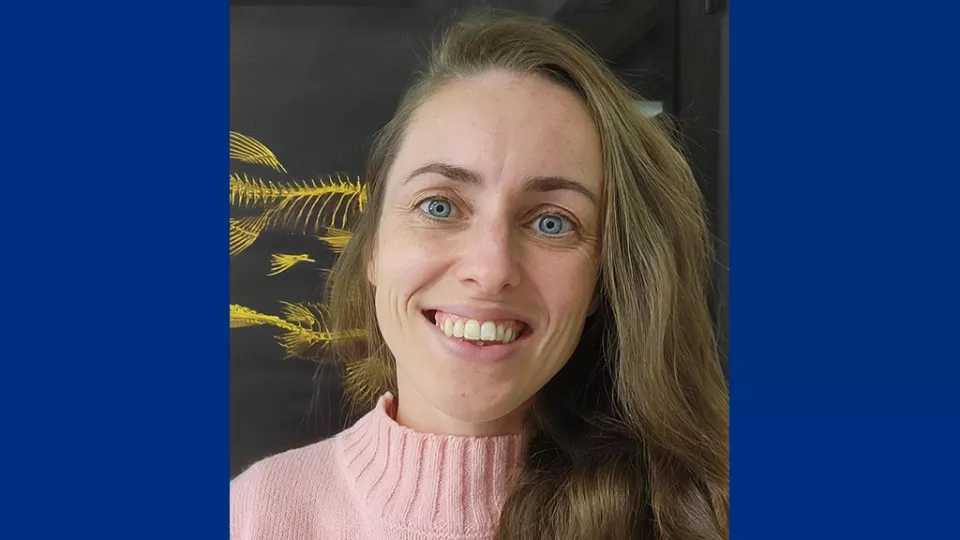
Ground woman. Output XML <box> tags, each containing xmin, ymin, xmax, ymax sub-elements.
<box><xmin>231</xmin><ymin>10</ymin><xmax>729</xmax><ymax>540</ymax></box>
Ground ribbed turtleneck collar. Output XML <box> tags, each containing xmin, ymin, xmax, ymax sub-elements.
<box><xmin>335</xmin><ymin>393</ymin><xmax>525</xmax><ymax>538</ymax></box>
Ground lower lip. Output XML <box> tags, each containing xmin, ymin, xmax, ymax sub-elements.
<box><xmin>422</xmin><ymin>313</ymin><xmax>529</xmax><ymax>365</ymax></box>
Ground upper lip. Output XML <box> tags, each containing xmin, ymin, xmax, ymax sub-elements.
<box><xmin>425</xmin><ymin>303</ymin><xmax>533</xmax><ymax>328</ymax></box>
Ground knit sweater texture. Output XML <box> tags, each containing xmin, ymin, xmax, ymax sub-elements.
<box><xmin>230</xmin><ymin>393</ymin><xmax>525</xmax><ymax>540</ymax></box>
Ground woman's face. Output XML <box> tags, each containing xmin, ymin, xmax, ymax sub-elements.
<box><xmin>369</xmin><ymin>70</ymin><xmax>603</xmax><ymax>436</ymax></box>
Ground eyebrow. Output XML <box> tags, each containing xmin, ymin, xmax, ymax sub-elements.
<box><xmin>402</xmin><ymin>162</ymin><xmax>598</xmax><ymax>206</ymax></box>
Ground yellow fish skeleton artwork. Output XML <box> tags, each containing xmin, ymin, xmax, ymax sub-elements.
<box><xmin>229</xmin><ymin>214</ymin><xmax>270</xmax><ymax>257</ymax></box>
<box><xmin>230</xmin><ymin>303</ymin><xmax>365</xmax><ymax>359</ymax></box>
<box><xmin>228</xmin><ymin>131</ymin><xmax>365</xmax><ymax>259</ymax></box>
<box><xmin>230</xmin><ymin>131</ymin><xmax>364</xmax><ymax>362</ymax></box>
<box><xmin>317</xmin><ymin>228</ymin><xmax>352</xmax><ymax>254</ymax></box>
<box><xmin>230</xmin><ymin>131</ymin><xmax>287</xmax><ymax>174</ymax></box>
<box><xmin>230</xmin><ymin>172</ymin><xmax>367</xmax><ymax>224</ymax></box>
<box><xmin>266</xmin><ymin>253</ymin><xmax>315</xmax><ymax>276</ymax></box>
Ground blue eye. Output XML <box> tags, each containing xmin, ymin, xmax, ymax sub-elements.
<box><xmin>533</xmin><ymin>214</ymin><xmax>572</xmax><ymax>236</ymax></box>
<box><xmin>419</xmin><ymin>198</ymin><xmax>454</xmax><ymax>218</ymax></box>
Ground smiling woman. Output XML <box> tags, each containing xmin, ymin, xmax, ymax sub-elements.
<box><xmin>368</xmin><ymin>68</ymin><xmax>605</xmax><ymax>438</ymax></box>
<box><xmin>230</xmin><ymin>10</ymin><xmax>728</xmax><ymax>540</ymax></box>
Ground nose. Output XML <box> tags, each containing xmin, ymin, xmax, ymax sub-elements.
<box><xmin>455</xmin><ymin>217</ymin><xmax>521</xmax><ymax>295</ymax></box>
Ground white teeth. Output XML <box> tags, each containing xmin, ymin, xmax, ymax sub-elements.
<box><xmin>434</xmin><ymin>313</ymin><xmax>524</xmax><ymax>344</ymax></box>
<box><xmin>480</xmin><ymin>321</ymin><xmax>497</xmax><ymax>341</ymax></box>
<box><xmin>463</xmin><ymin>320</ymin><xmax>481</xmax><ymax>340</ymax></box>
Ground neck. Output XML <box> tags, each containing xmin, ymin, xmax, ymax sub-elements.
<box><xmin>393</xmin><ymin>383</ymin><xmax>531</xmax><ymax>437</ymax></box>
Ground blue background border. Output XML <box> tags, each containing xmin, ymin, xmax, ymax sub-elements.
<box><xmin>731</xmin><ymin>1</ymin><xmax>959</xmax><ymax>537</ymax></box>
<box><xmin>2</xmin><ymin>1</ymin><xmax>228</xmax><ymax>537</ymax></box>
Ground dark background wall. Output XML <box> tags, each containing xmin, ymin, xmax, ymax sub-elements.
<box><xmin>229</xmin><ymin>0</ymin><xmax>727</xmax><ymax>479</ymax></box>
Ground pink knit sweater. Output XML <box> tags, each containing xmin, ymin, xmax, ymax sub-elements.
<box><xmin>230</xmin><ymin>393</ymin><xmax>525</xmax><ymax>540</ymax></box>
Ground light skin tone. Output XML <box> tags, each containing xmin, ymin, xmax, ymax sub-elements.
<box><xmin>368</xmin><ymin>69</ymin><xmax>604</xmax><ymax>437</ymax></box>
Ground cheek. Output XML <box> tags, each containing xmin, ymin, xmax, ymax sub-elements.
<box><xmin>373</xmin><ymin>222</ymin><xmax>444</xmax><ymax>290</ymax></box>
<box><xmin>529</xmin><ymin>254</ymin><xmax>598</xmax><ymax>313</ymax></box>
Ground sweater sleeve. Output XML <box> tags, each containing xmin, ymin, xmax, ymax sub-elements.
<box><xmin>230</xmin><ymin>461</ymin><xmax>269</xmax><ymax>540</ymax></box>
<box><xmin>228</xmin><ymin>441</ymin><xmax>342</xmax><ymax>540</ymax></box>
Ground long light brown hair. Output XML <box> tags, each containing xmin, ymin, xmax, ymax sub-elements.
<box><xmin>327</xmin><ymin>10</ymin><xmax>729</xmax><ymax>540</ymax></box>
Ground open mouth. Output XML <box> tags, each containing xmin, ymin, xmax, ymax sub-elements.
<box><xmin>423</xmin><ymin>309</ymin><xmax>530</xmax><ymax>347</ymax></box>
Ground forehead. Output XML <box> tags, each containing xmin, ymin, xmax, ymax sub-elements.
<box><xmin>391</xmin><ymin>70</ymin><xmax>603</xmax><ymax>191</ymax></box>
